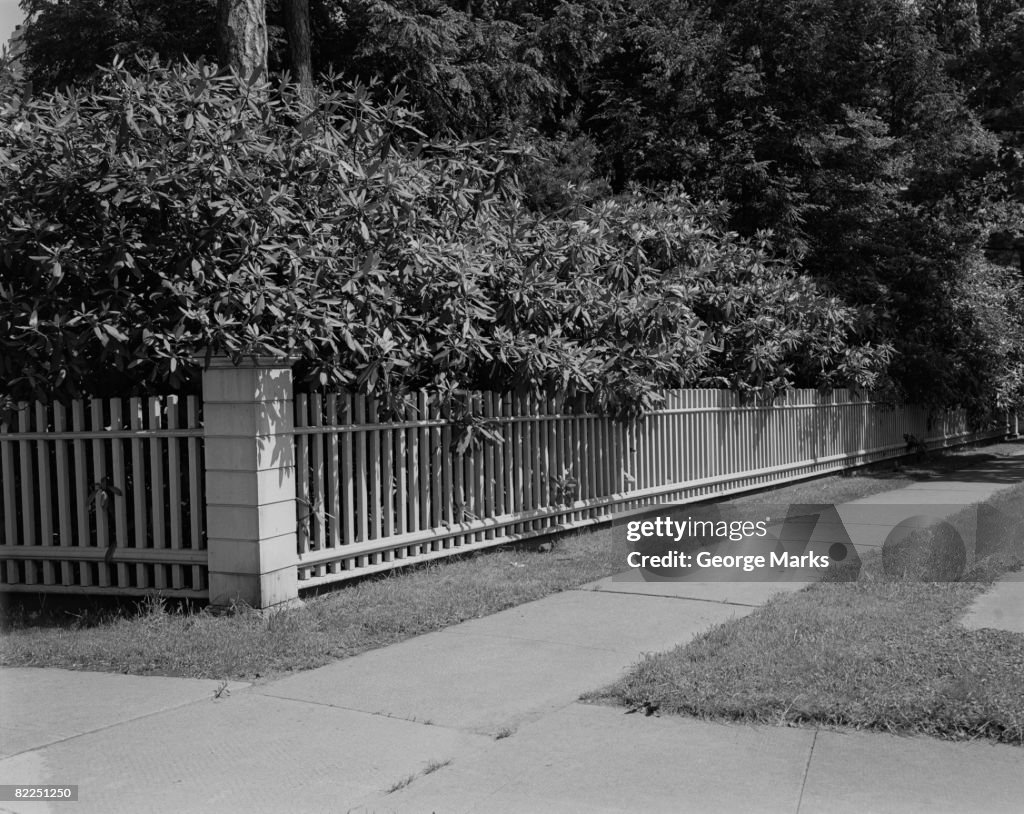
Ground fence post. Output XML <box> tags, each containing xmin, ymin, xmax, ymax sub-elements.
<box><xmin>201</xmin><ymin>355</ymin><xmax>299</xmax><ymax>610</ymax></box>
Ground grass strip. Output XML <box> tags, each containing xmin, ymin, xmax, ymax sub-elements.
<box><xmin>590</xmin><ymin>481</ymin><xmax>1024</xmax><ymax>745</ymax></box>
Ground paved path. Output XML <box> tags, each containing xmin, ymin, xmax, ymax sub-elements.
<box><xmin>1</xmin><ymin>451</ymin><xmax>1023</xmax><ymax>813</ymax></box>
<box><xmin>961</xmin><ymin>571</ymin><xmax>1024</xmax><ymax>634</ymax></box>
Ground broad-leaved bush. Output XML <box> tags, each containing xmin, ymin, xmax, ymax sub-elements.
<box><xmin>0</xmin><ymin>58</ymin><xmax>890</xmax><ymax>416</ymax></box>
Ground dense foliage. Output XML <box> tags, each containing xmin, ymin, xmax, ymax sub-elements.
<box><xmin>0</xmin><ymin>59</ymin><xmax>889</xmax><ymax>414</ymax></box>
<box><xmin>6</xmin><ymin>0</ymin><xmax>1024</xmax><ymax>413</ymax></box>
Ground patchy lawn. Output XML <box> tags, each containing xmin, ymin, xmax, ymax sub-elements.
<box><xmin>589</xmin><ymin>479</ymin><xmax>1024</xmax><ymax>745</ymax></box>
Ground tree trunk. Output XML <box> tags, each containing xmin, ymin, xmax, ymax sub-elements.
<box><xmin>218</xmin><ymin>0</ymin><xmax>268</xmax><ymax>81</ymax></box>
<box><xmin>283</xmin><ymin>0</ymin><xmax>314</xmax><ymax>99</ymax></box>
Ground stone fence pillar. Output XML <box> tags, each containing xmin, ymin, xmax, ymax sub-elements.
<box><xmin>201</xmin><ymin>355</ymin><xmax>299</xmax><ymax>609</ymax></box>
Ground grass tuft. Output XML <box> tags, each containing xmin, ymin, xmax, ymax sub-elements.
<box><xmin>423</xmin><ymin>758</ymin><xmax>452</xmax><ymax>775</ymax></box>
<box><xmin>386</xmin><ymin>774</ymin><xmax>417</xmax><ymax>794</ymax></box>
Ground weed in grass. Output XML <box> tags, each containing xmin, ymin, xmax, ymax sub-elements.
<box><xmin>386</xmin><ymin>774</ymin><xmax>417</xmax><ymax>794</ymax></box>
<box><xmin>140</xmin><ymin>593</ymin><xmax>167</xmax><ymax>618</ymax></box>
<box><xmin>423</xmin><ymin>758</ymin><xmax>452</xmax><ymax>775</ymax></box>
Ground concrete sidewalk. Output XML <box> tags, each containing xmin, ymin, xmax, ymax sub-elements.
<box><xmin>2</xmin><ymin>451</ymin><xmax>1023</xmax><ymax>813</ymax></box>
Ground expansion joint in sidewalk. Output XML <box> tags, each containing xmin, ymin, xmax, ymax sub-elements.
<box><xmin>572</xmin><ymin>587</ymin><xmax>761</xmax><ymax>608</ymax></box>
<box><xmin>795</xmin><ymin>728</ymin><xmax>819</xmax><ymax>814</ymax></box>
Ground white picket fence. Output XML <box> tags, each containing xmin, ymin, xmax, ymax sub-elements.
<box><xmin>0</xmin><ymin>396</ymin><xmax>207</xmax><ymax>597</ymax></box>
<box><xmin>0</xmin><ymin>385</ymin><xmax>1012</xmax><ymax>599</ymax></box>
<box><xmin>290</xmin><ymin>388</ymin><xmax>1006</xmax><ymax>588</ymax></box>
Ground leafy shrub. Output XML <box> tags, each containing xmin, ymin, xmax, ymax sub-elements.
<box><xmin>0</xmin><ymin>57</ymin><xmax>512</xmax><ymax>402</ymax></box>
<box><xmin>0</xmin><ymin>57</ymin><xmax>890</xmax><ymax>417</ymax></box>
<box><xmin>517</xmin><ymin>131</ymin><xmax>610</xmax><ymax>213</ymax></box>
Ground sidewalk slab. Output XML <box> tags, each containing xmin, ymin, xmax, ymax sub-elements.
<box><xmin>836</xmin><ymin>503</ymin><xmax>976</xmax><ymax>524</ymax></box>
<box><xmin>0</xmin><ymin>668</ymin><xmax>248</xmax><ymax>758</ymax></box>
<box><xmin>364</xmin><ymin>702</ymin><xmax>815</xmax><ymax>814</ymax></box>
<box><xmin>258</xmin><ymin>590</ymin><xmax>745</xmax><ymax>735</ymax></box>
<box><xmin>899</xmin><ymin>481</ymin><xmax>1017</xmax><ymax>492</ymax></box>
<box><xmin>799</xmin><ymin>728</ymin><xmax>1024</xmax><ymax>814</ymax></box>
<box><xmin>960</xmin><ymin>574</ymin><xmax>1024</xmax><ymax>633</ymax></box>
<box><xmin>846</xmin><ymin>488</ymin><xmax>1004</xmax><ymax>505</ymax></box>
<box><xmin>0</xmin><ymin>691</ymin><xmax>488</xmax><ymax>814</ymax></box>
<box><xmin>445</xmin><ymin>586</ymin><xmax>763</xmax><ymax>648</ymax></box>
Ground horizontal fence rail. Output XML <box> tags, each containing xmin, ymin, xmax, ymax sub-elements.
<box><xmin>291</xmin><ymin>388</ymin><xmax>1006</xmax><ymax>589</ymax></box>
<box><xmin>0</xmin><ymin>396</ymin><xmax>207</xmax><ymax>598</ymax></box>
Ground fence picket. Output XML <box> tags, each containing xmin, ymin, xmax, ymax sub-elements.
<box><xmin>32</xmin><ymin>405</ymin><xmax>54</xmax><ymax>586</ymax></box>
<box><xmin>354</xmin><ymin>395</ymin><xmax>368</xmax><ymax>550</ymax></box>
<box><xmin>442</xmin><ymin>406</ymin><xmax>456</xmax><ymax>548</ymax></box>
<box><xmin>186</xmin><ymin>395</ymin><xmax>203</xmax><ymax>589</ymax></box>
<box><xmin>72</xmin><ymin>401</ymin><xmax>90</xmax><ymax>586</ymax></box>
<box><xmin>419</xmin><ymin>392</ymin><xmax>431</xmax><ymax>536</ymax></box>
<box><xmin>17</xmin><ymin>409</ymin><xmax>35</xmax><ymax>580</ymax></box>
<box><xmin>547</xmin><ymin>397</ymin><xmax>560</xmax><ymax>522</ymax></box>
<box><xmin>88</xmin><ymin>401</ymin><xmax>110</xmax><ymax>587</ymax></box>
<box><xmin>295</xmin><ymin>394</ymin><xmax>309</xmax><ymax>556</ymax></box>
<box><xmin>148</xmin><ymin>398</ymin><xmax>166</xmax><ymax>557</ymax></box>
<box><xmin>367</xmin><ymin>396</ymin><xmax>381</xmax><ymax>545</ymax></box>
<box><xmin>452</xmin><ymin>401</ymin><xmax>465</xmax><ymax>545</ymax></box>
<box><xmin>501</xmin><ymin>395</ymin><xmax>515</xmax><ymax>529</ymax></box>
<box><xmin>166</xmin><ymin>396</ymin><xmax>184</xmax><ymax>591</ymax></box>
<box><xmin>107</xmin><ymin>401</ymin><xmax>131</xmax><ymax>589</ymax></box>
<box><xmin>1</xmin><ymin>410</ymin><xmax>17</xmax><ymax>581</ymax></box>
<box><xmin>403</xmin><ymin>399</ymin><xmax>416</xmax><ymax>559</ymax></box>
<box><xmin>430</xmin><ymin>400</ymin><xmax>443</xmax><ymax>548</ymax></box>
<box><xmin>52</xmin><ymin>404</ymin><xmax>72</xmax><ymax>585</ymax></box>
<box><xmin>562</xmin><ymin>400</ymin><xmax>575</xmax><ymax>521</ymax></box>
